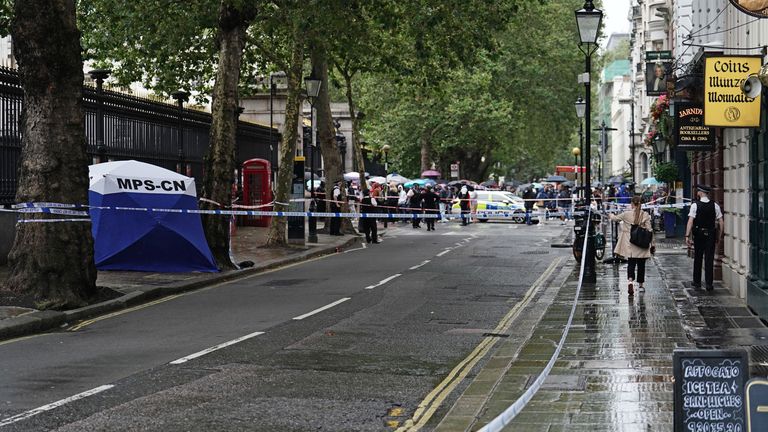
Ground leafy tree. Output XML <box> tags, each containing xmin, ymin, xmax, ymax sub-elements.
<box><xmin>264</xmin><ymin>5</ymin><xmax>307</xmax><ymax>246</ymax></box>
<box><xmin>199</xmin><ymin>0</ymin><xmax>256</xmax><ymax>269</ymax></box>
<box><xmin>357</xmin><ymin>0</ymin><xmax>589</xmax><ymax>182</ymax></box>
<box><xmin>4</xmin><ymin>0</ymin><xmax>97</xmax><ymax>307</ymax></box>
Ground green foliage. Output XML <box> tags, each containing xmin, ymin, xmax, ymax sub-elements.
<box><xmin>0</xmin><ymin>0</ymin><xmax>11</xmax><ymax>37</ymax></box>
<box><xmin>653</xmin><ymin>161</ymin><xmax>679</xmax><ymax>185</ymax></box>
<box><xmin>356</xmin><ymin>0</ymin><xmax>585</xmax><ymax>181</ymax></box>
<box><xmin>78</xmin><ymin>0</ymin><xmax>219</xmax><ymax>99</ymax></box>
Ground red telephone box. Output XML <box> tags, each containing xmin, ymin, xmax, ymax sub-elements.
<box><xmin>241</xmin><ymin>158</ymin><xmax>273</xmax><ymax>227</ymax></box>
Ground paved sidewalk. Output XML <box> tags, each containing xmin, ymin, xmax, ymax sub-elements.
<box><xmin>0</xmin><ymin>225</ymin><xmax>360</xmax><ymax>340</ymax></box>
<box><xmin>437</xmin><ymin>243</ymin><xmax>768</xmax><ymax>431</ymax></box>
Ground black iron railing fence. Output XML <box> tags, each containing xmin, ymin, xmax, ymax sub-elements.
<box><xmin>0</xmin><ymin>66</ymin><xmax>278</xmax><ymax>204</ymax></box>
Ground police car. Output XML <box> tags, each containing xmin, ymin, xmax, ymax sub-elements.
<box><xmin>452</xmin><ymin>191</ymin><xmax>535</xmax><ymax>223</ymax></box>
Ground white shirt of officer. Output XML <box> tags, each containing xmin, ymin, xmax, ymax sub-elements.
<box><xmin>688</xmin><ymin>197</ymin><xmax>723</xmax><ymax>220</ymax></box>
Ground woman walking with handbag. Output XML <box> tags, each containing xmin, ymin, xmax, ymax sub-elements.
<box><xmin>609</xmin><ymin>195</ymin><xmax>655</xmax><ymax>296</ymax></box>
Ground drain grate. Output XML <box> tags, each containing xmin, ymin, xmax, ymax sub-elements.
<box><xmin>524</xmin><ymin>374</ymin><xmax>586</xmax><ymax>391</ymax></box>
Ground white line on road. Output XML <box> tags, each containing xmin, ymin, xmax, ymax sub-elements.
<box><xmin>169</xmin><ymin>331</ymin><xmax>266</xmax><ymax>365</ymax></box>
<box><xmin>441</xmin><ymin>231</ymin><xmax>458</xmax><ymax>236</ymax></box>
<box><xmin>344</xmin><ymin>242</ymin><xmax>367</xmax><ymax>253</ymax></box>
<box><xmin>292</xmin><ymin>297</ymin><xmax>351</xmax><ymax>320</ymax></box>
<box><xmin>0</xmin><ymin>384</ymin><xmax>114</xmax><ymax>427</ymax></box>
<box><xmin>436</xmin><ymin>249</ymin><xmax>451</xmax><ymax>257</ymax></box>
<box><xmin>365</xmin><ymin>274</ymin><xmax>402</xmax><ymax>290</ymax></box>
<box><xmin>409</xmin><ymin>260</ymin><xmax>431</xmax><ymax>270</ymax></box>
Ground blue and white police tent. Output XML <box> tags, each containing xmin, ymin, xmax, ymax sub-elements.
<box><xmin>88</xmin><ymin>160</ymin><xmax>218</xmax><ymax>273</ymax></box>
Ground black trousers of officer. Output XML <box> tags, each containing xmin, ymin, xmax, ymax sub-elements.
<box><xmin>425</xmin><ymin>209</ymin><xmax>436</xmax><ymax>230</ymax></box>
<box><xmin>363</xmin><ymin>217</ymin><xmax>378</xmax><ymax>242</ymax></box>
<box><xmin>693</xmin><ymin>228</ymin><xmax>716</xmax><ymax>288</ymax></box>
<box><xmin>329</xmin><ymin>205</ymin><xmax>341</xmax><ymax>235</ymax></box>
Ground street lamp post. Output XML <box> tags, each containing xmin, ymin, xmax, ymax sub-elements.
<box><xmin>594</xmin><ymin>120</ymin><xmax>617</xmax><ymax>186</ymax></box>
<box><xmin>382</xmin><ymin>144</ymin><xmax>390</xmax><ymax>178</ymax></box>
<box><xmin>304</xmin><ymin>75</ymin><xmax>322</xmax><ymax>243</ymax></box>
<box><xmin>89</xmin><ymin>69</ymin><xmax>110</xmax><ymax>164</ymax></box>
<box><xmin>171</xmin><ymin>90</ymin><xmax>190</xmax><ymax>174</ymax></box>
<box><xmin>575</xmin><ymin>96</ymin><xmax>586</xmax><ymax>199</ymax></box>
<box><xmin>575</xmin><ymin>0</ymin><xmax>603</xmax><ymax>283</ymax></box>
<box><xmin>572</xmin><ymin>147</ymin><xmax>581</xmax><ymax>193</ymax></box>
<box><xmin>652</xmin><ymin>133</ymin><xmax>667</xmax><ymax>162</ymax></box>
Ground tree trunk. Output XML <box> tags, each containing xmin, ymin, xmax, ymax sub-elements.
<box><xmin>265</xmin><ymin>26</ymin><xmax>304</xmax><ymax>247</ymax></box>
<box><xmin>200</xmin><ymin>1</ymin><xmax>254</xmax><ymax>269</ymax></box>
<box><xmin>311</xmin><ymin>45</ymin><xmax>355</xmax><ymax>233</ymax></box>
<box><xmin>4</xmin><ymin>0</ymin><xmax>97</xmax><ymax>308</ymax></box>
<box><xmin>419</xmin><ymin>126</ymin><xmax>431</xmax><ymax>174</ymax></box>
<box><xmin>342</xmin><ymin>70</ymin><xmax>367</xmax><ymax>193</ymax></box>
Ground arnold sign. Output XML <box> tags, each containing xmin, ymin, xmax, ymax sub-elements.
<box><xmin>705</xmin><ymin>55</ymin><xmax>762</xmax><ymax>127</ymax></box>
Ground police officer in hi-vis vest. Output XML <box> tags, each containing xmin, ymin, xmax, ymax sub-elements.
<box><xmin>685</xmin><ymin>185</ymin><xmax>724</xmax><ymax>291</ymax></box>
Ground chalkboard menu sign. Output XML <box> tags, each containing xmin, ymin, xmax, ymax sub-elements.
<box><xmin>675</xmin><ymin>101</ymin><xmax>714</xmax><ymax>152</ymax></box>
<box><xmin>674</xmin><ymin>349</ymin><xmax>749</xmax><ymax>432</ymax></box>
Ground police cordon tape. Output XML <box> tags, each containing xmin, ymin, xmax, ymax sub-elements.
<box><xmin>2</xmin><ymin>200</ymin><xmax>691</xmax><ymax>223</ymax></box>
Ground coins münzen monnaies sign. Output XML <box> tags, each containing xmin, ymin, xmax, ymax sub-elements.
<box><xmin>730</xmin><ymin>0</ymin><xmax>768</xmax><ymax>18</ymax></box>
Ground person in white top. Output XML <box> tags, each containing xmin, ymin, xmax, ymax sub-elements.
<box><xmin>685</xmin><ymin>184</ymin><xmax>724</xmax><ymax>290</ymax></box>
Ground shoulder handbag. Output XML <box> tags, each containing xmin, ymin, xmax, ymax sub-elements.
<box><xmin>629</xmin><ymin>212</ymin><xmax>652</xmax><ymax>249</ymax></box>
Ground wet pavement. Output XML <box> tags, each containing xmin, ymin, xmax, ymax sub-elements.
<box><xmin>437</xmin><ymin>236</ymin><xmax>768</xmax><ymax>431</ymax></box>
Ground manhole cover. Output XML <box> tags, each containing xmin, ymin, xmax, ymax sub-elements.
<box><xmin>261</xmin><ymin>279</ymin><xmax>309</xmax><ymax>286</ymax></box>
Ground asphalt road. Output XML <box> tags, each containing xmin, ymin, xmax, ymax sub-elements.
<box><xmin>0</xmin><ymin>220</ymin><xmax>571</xmax><ymax>431</ymax></box>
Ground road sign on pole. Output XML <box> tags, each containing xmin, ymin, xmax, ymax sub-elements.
<box><xmin>450</xmin><ymin>163</ymin><xmax>459</xmax><ymax>179</ymax></box>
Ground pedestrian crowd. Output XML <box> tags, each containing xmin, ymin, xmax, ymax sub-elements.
<box><xmin>312</xmin><ymin>175</ymin><xmax>723</xmax><ymax>297</ymax></box>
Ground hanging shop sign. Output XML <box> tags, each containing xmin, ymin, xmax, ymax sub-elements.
<box><xmin>646</xmin><ymin>51</ymin><xmax>673</xmax><ymax>61</ymax></box>
<box><xmin>704</xmin><ymin>55</ymin><xmax>762</xmax><ymax>127</ymax></box>
<box><xmin>730</xmin><ymin>0</ymin><xmax>768</xmax><ymax>18</ymax></box>
<box><xmin>675</xmin><ymin>102</ymin><xmax>714</xmax><ymax>151</ymax></box>
<box><xmin>646</xmin><ymin>61</ymin><xmax>673</xmax><ymax>96</ymax></box>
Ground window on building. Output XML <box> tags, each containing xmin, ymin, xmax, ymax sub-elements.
<box><xmin>640</xmin><ymin>153</ymin><xmax>649</xmax><ymax>180</ymax></box>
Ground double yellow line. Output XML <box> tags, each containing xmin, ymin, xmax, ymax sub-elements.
<box><xmin>395</xmin><ymin>257</ymin><xmax>563</xmax><ymax>432</ymax></box>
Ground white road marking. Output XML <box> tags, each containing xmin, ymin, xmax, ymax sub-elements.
<box><xmin>365</xmin><ymin>274</ymin><xmax>402</xmax><ymax>290</ymax></box>
<box><xmin>441</xmin><ymin>231</ymin><xmax>458</xmax><ymax>236</ymax></box>
<box><xmin>409</xmin><ymin>260</ymin><xmax>431</xmax><ymax>270</ymax></box>
<box><xmin>455</xmin><ymin>242</ymin><xmax>463</xmax><ymax>246</ymax></box>
<box><xmin>436</xmin><ymin>249</ymin><xmax>451</xmax><ymax>257</ymax></box>
<box><xmin>344</xmin><ymin>242</ymin><xmax>367</xmax><ymax>253</ymax></box>
<box><xmin>292</xmin><ymin>297</ymin><xmax>351</xmax><ymax>320</ymax></box>
<box><xmin>0</xmin><ymin>385</ymin><xmax>114</xmax><ymax>427</ymax></box>
<box><xmin>169</xmin><ymin>331</ymin><xmax>265</xmax><ymax>364</ymax></box>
